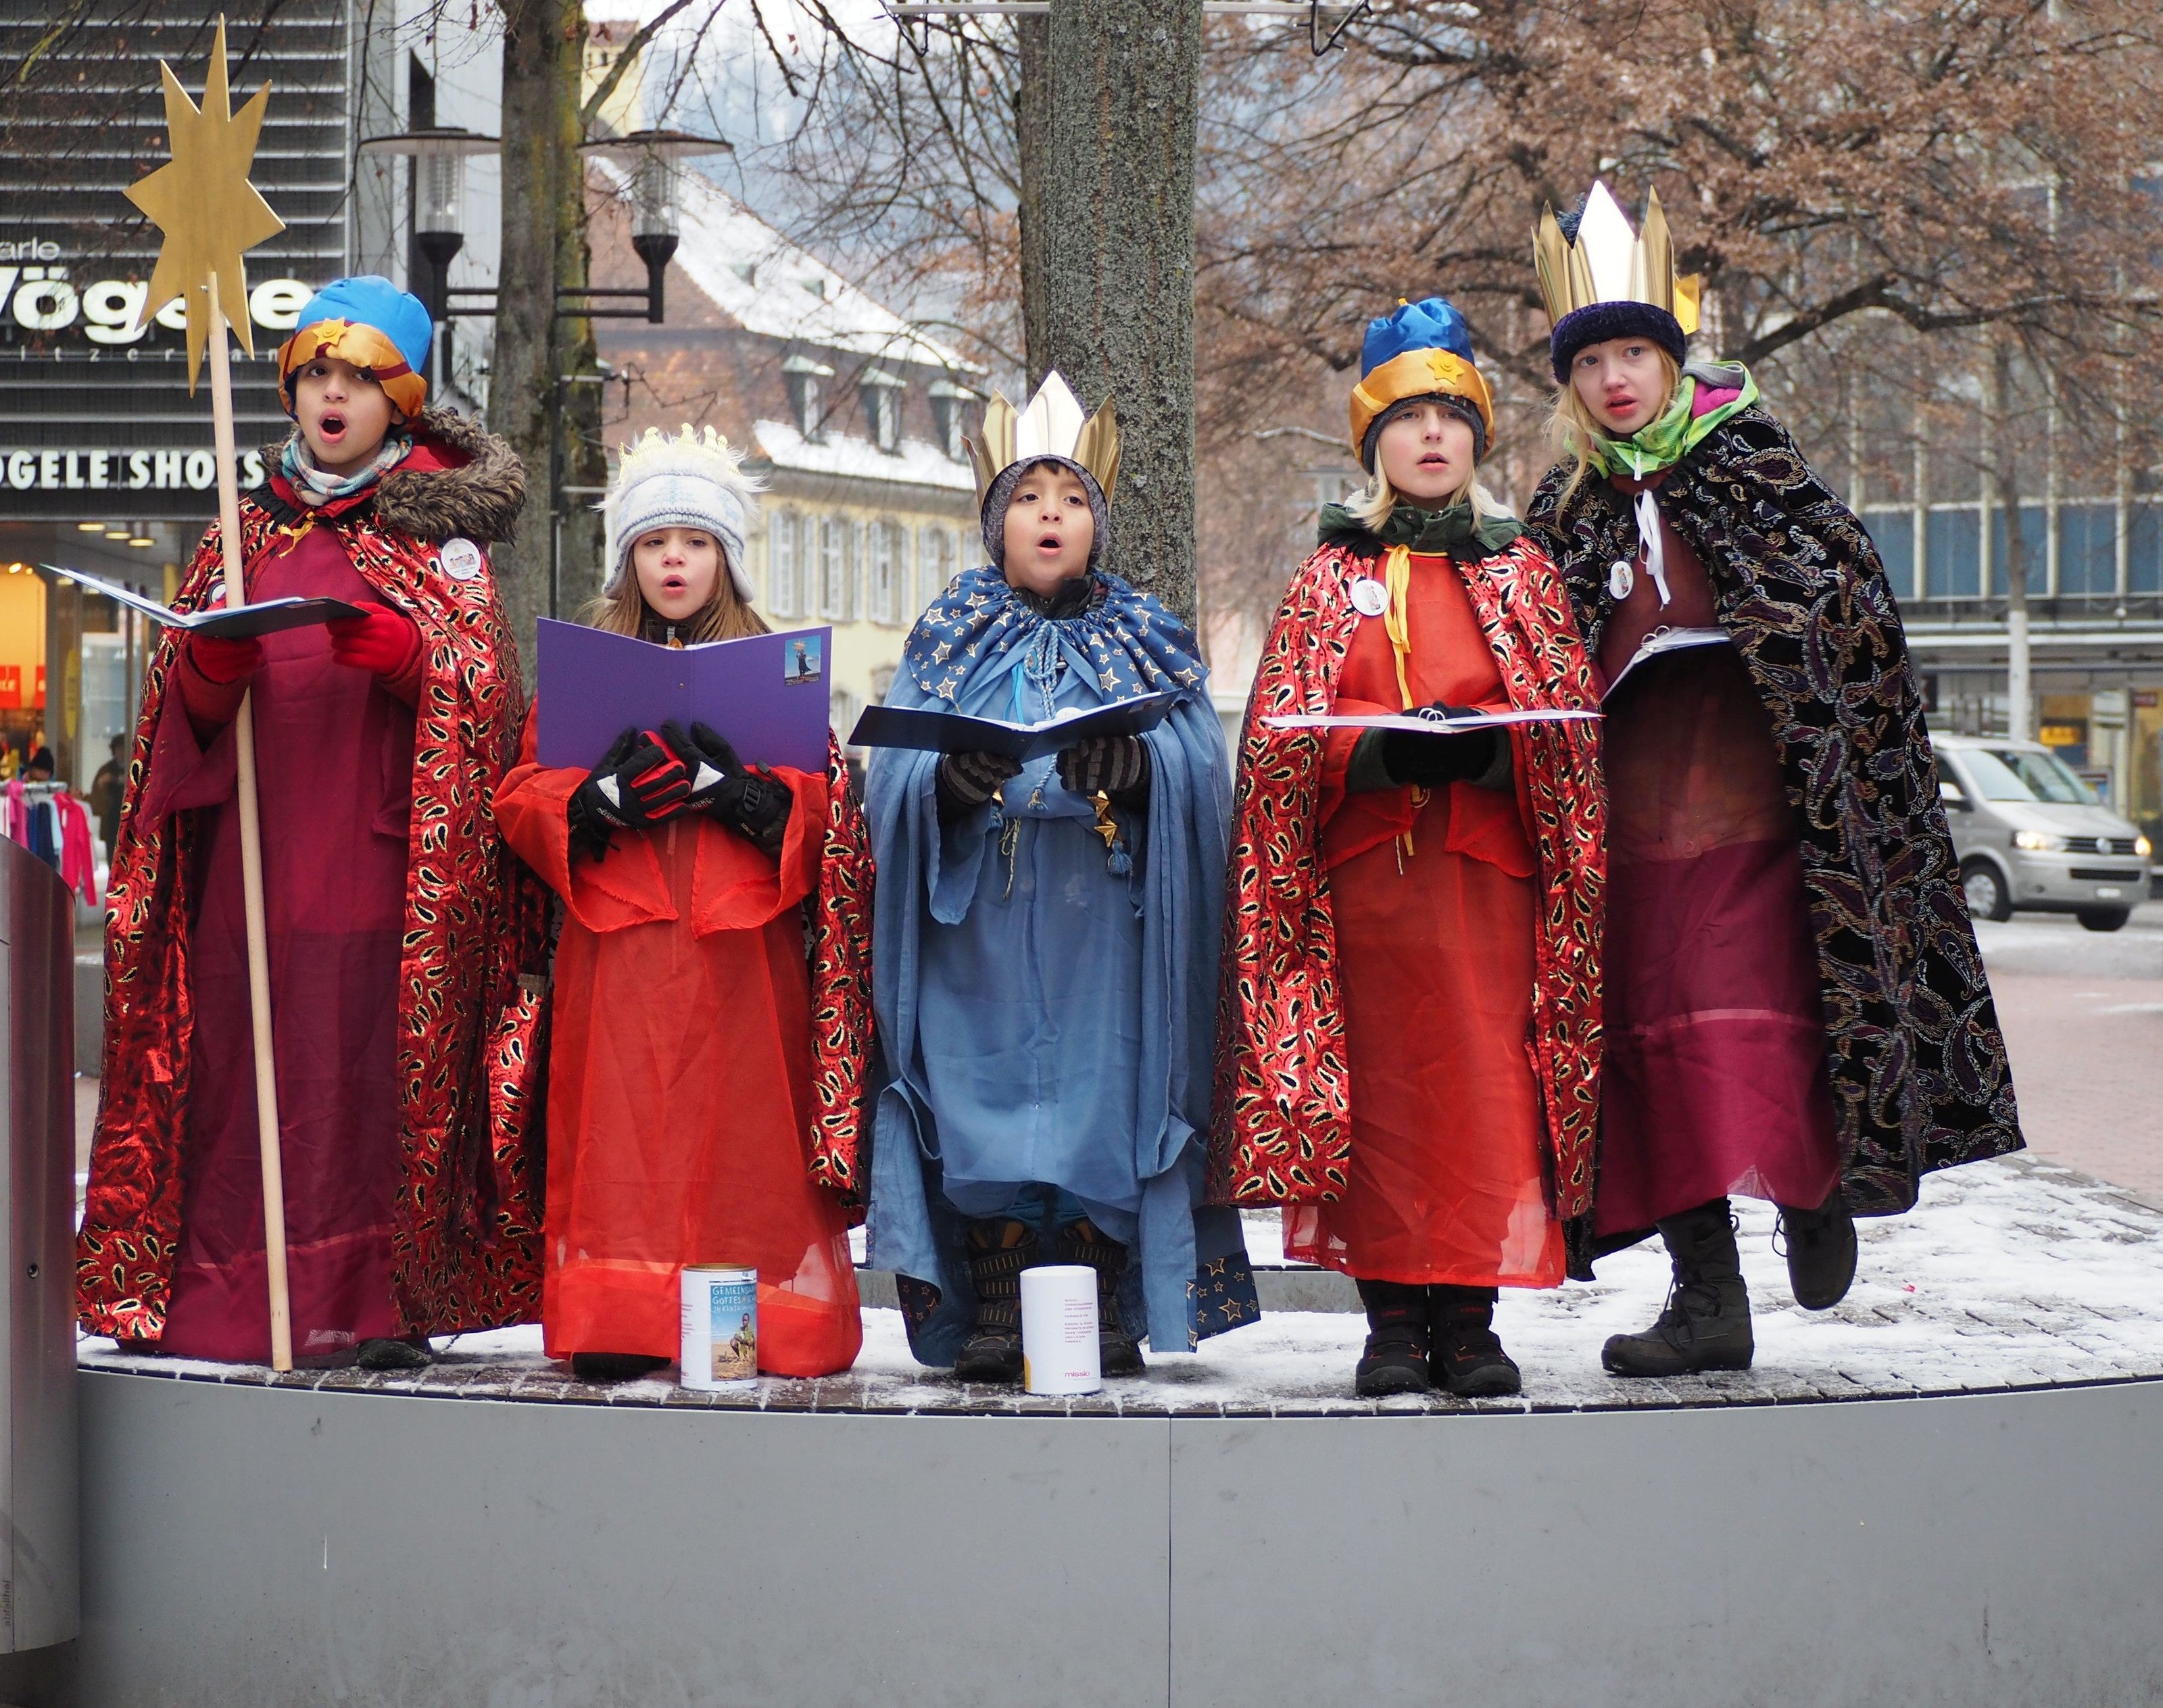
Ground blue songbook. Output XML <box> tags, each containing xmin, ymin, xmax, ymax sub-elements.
<box><xmin>535</xmin><ymin>618</ymin><xmax>833</xmax><ymax>774</ymax></box>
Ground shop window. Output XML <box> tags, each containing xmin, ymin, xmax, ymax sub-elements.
<box><xmin>1926</xmin><ymin>507</ymin><xmax>1981</xmax><ymax>598</ymax></box>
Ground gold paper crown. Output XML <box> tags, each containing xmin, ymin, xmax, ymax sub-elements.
<box><xmin>964</xmin><ymin>370</ymin><xmax>1120</xmax><ymax>506</ymax></box>
<box><xmin>1533</xmin><ymin>181</ymin><xmax>1701</xmax><ymax>336</ymax></box>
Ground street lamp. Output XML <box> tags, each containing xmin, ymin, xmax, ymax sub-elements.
<box><xmin>356</xmin><ymin>126</ymin><xmax>501</xmax><ymax>324</ymax></box>
<box><xmin>579</xmin><ymin>130</ymin><xmax>733</xmax><ymax>322</ymax></box>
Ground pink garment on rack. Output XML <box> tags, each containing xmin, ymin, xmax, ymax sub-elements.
<box><xmin>3</xmin><ymin>779</ymin><xmax>24</xmax><ymax>846</ymax></box>
<box><xmin>57</xmin><ymin>791</ymin><xmax>97</xmax><ymax>904</ymax></box>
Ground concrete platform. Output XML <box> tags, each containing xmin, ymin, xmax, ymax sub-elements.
<box><xmin>64</xmin><ymin>1157</ymin><xmax>2163</xmax><ymax>1705</ymax></box>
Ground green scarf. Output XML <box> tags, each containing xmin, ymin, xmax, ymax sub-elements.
<box><xmin>1318</xmin><ymin>496</ymin><xmax>1522</xmax><ymax>558</ymax></box>
<box><xmin>1582</xmin><ymin>362</ymin><xmax>1759</xmax><ymax>479</ymax></box>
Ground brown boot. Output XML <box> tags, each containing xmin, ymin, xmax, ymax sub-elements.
<box><xmin>1055</xmin><ymin>1218</ymin><xmax>1145</xmax><ymax>1375</ymax></box>
<box><xmin>955</xmin><ymin>1219</ymin><xmax>1036</xmax><ymax>1383</ymax></box>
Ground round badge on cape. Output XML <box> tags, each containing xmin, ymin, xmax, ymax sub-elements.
<box><xmin>1350</xmin><ymin>577</ymin><xmax>1389</xmax><ymax>618</ymax></box>
<box><xmin>440</xmin><ymin>537</ymin><xmax>485</xmax><ymax>582</ymax></box>
<box><xmin>1607</xmin><ymin>558</ymin><xmax>1635</xmax><ymax>601</ymax></box>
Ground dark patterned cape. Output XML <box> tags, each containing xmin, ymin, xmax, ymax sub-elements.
<box><xmin>1209</xmin><ymin>536</ymin><xmax>1607</xmax><ymax>1219</ymax></box>
<box><xmin>1525</xmin><ymin>406</ymin><xmax>2022</xmax><ymax>1215</ymax></box>
<box><xmin>77</xmin><ymin>419</ymin><xmax>554</xmax><ymax>1341</ymax></box>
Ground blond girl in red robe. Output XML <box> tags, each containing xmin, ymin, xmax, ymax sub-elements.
<box><xmin>1214</xmin><ymin>299</ymin><xmax>1605</xmax><ymax>1398</ymax></box>
<box><xmin>496</xmin><ymin>426</ymin><xmax>873</xmax><ymax>1382</ymax></box>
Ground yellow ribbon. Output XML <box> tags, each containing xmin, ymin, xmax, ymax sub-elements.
<box><xmin>1380</xmin><ymin>544</ymin><xmax>1428</xmax><ymax>859</ymax></box>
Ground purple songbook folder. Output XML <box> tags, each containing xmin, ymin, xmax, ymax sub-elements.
<box><xmin>535</xmin><ymin>619</ymin><xmax>833</xmax><ymax>775</ymax></box>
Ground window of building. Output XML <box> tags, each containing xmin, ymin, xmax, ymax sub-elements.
<box><xmin>862</xmin><ymin>370</ymin><xmax>905</xmax><ymax>453</ymax></box>
<box><xmin>784</xmin><ymin>356</ymin><xmax>834</xmax><ymax>441</ymax></box>
<box><xmin>917</xmin><ymin>523</ymin><xmax>957</xmax><ymax>608</ymax></box>
<box><xmin>819</xmin><ymin>516</ymin><xmax>854</xmax><ymax>621</ymax></box>
<box><xmin>928</xmin><ymin>381</ymin><xmax>975</xmax><ymax>462</ymax></box>
<box><xmin>2131</xmin><ymin>505</ymin><xmax>2163</xmax><ymax>595</ymax></box>
<box><xmin>1926</xmin><ymin>507</ymin><xmax>1982</xmax><ymax>598</ymax></box>
<box><xmin>2059</xmin><ymin>503</ymin><xmax>2118</xmax><ymax>597</ymax></box>
<box><xmin>1863</xmin><ymin>510</ymin><xmax>1916</xmax><ymax>603</ymax></box>
<box><xmin>1988</xmin><ymin>504</ymin><xmax>2048</xmax><ymax>595</ymax></box>
<box><xmin>866</xmin><ymin>518</ymin><xmax>908</xmax><ymax>625</ymax></box>
<box><xmin>767</xmin><ymin>510</ymin><xmax>800</xmax><ymax>616</ymax></box>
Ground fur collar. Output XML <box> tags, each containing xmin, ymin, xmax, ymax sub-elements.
<box><xmin>255</xmin><ymin>408</ymin><xmax>525</xmax><ymax>544</ymax></box>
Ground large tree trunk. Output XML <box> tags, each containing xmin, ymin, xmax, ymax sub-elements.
<box><xmin>1033</xmin><ymin>0</ymin><xmax>1201</xmax><ymax>623</ymax></box>
<box><xmin>493</xmin><ymin>0</ymin><xmax>604</xmax><ymax>681</ymax></box>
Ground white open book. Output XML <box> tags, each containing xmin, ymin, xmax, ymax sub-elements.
<box><xmin>1263</xmin><ymin>706</ymin><xmax>1600</xmax><ymax>735</ymax></box>
<box><xmin>45</xmin><ymin>564</ymin><xmax>365</xmax><ymax>641</ymax></box>
<box><xmin>1603</xmin><ymin>625</ymin><xmax>1730</xmax><ymax>701</ymax></box>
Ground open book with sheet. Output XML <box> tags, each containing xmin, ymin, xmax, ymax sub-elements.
<box><xmin>850</xmin><ymin>689</ymin><xmax>1186</xmax><ymax>761</ymax></box>
<box><xmin>1263</xmin><ymin>706</ymin><xmax>1601</xmax><ymax>735</ymax></box>
<box><xmin>535</xmin><ymin>618</ymin><xmax>834</xmax><ymax>774</ymax></box>
<box><xmin>1601</xmin><ymin>625</ymin><xmax>1730</xmax><ymax>701</ymax></box>
<box><xmin>45</xmin><ymin>564</ymin><xmax>366</xmax><ymax>640</ymax></box>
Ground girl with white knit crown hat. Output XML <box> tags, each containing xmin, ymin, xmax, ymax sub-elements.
<box><xmin>496</xmin><ymin>426</ymin><xmax>877</xmax><ymax>1383</ymax></box>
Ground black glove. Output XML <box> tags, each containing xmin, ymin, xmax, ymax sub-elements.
<box><xmin>1374</xmin><ymin>702</ymin><xmax>1500</xmax><ymax>789</ymax></box>
<box><xmin>566</xmin><ymin>727</ymin><xmax>691</xmax><ymax>862</ymax></box>
<box><xmin>1056</xmin><ymin>734</ymin><xmax>1150</xmax><ymax>806</ymax></box>
<box><xmin>935</xmin><ymin>748</ymin><xmax>1024</xmax><ymax>821</ymax></box>
<box><xmin>661</xmin><ymin>720</ymin><xmax>792</xmax><ymax>848</ymax></box>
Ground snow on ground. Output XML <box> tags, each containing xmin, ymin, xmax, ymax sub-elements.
<box><xmin>81</xmin><ymin>1156</ymin><xmax>2163</xmax><ymax>1414</ymax></box>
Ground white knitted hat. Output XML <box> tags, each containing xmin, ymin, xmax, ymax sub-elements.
<box><xmin>600</xmin><ymin>425</ymin><xmax>762</xmax><ymax>602</ymax></box>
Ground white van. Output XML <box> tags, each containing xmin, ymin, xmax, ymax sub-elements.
<box><xmin>1933</xmin><ymin>734</ymin><xmax>2152</xmax><ymax>932</ymax></box>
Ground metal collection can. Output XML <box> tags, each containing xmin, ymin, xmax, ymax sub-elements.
<box><xmin>679</xmin><ymin>1265</ymin><xmax>759</xmax><ymax>1392</ymax></box>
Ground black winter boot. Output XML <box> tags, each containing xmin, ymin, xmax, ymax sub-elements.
<box><xmin>1428</xmin><ymin>1285</ymin><xmax>1521</xmax><ymax>1397</ymax></box>
<box><xmin>1056</xmin><ymin>1219</ymin><xmax>1146</xmax><ymax>1375</ymax></box>
<box><xmin>1601</xmin><ymin>1198</ymin><xmax>1755</xmax><ymax>1377</ymax></box>
<box><xmin>1354</xmin><ymin>1279</ymin><xmax>1432</xmax><ymax>1396</ymax></box>
<box><xmin>570</xmin><ymin>1351</ymin><xmax>669</xmax><ymax>1384</ymax></box>
<box><xmin>955</xmin><ymin>1219</ymin><xmax>1036</xmax><ymax>1383</ymax></box>
<box><xmin>1776</xmin><ymin>1186</ymin><xmax>1857</xmax><ymax>1311</ymax></box>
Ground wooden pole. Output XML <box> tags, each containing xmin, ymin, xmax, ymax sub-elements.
<box><xmin>203</xmin><ymin>270</ymin><xmax>293</xmax><ymax>1373</ymax></box>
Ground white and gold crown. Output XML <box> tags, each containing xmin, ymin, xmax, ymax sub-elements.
<box><xmin>964</xmin><ymin>370</ymin><xmax>1121</xmax><ymax>506</ymax></box>
<box><xmin>1533</xmin><ymin>180</ymin><xmax>1702</xmax><ymax>335</ymax></box>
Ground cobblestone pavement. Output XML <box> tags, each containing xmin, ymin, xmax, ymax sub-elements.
<box><xmin>80</xmin><ymin>1154</ymin><xmax>2163</xmax><ymax>1416</ymax></box>
<box><xmin>1975</xmin><ymin>902</ymin><xmax>2163</xmax><ymax>1205</ymax></box>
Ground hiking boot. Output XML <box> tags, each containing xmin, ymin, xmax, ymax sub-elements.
<box><xmin>1428</xmin><ymin>1284</ymin><xmax>1521</xmax><ymax>1397</ymax></box>
<box><xmin>1776</xmin><ymin>1186</ymin><xmax>1857</xmax><ymax>1311</ymax></box>
<box><xmin>1354</xmin><ymin>1279</ymin><xmax>1432</xmax><ymax>1396</ymax></box>
<box><xmin>356</xmin><ymin>1336</ymin><xmax>432</xmax><ymax>1373</ymax></box>
<box><xmin>570</xmin><ymin>1351</ymin><xmax>669</xmax><ymax>1384</ymax></box>
<box><xmin>954</xmin><ymin>1219</ymin><xmax>1036</xmax><ymax>1383</ymax></box>
<box><xmin>1602</xmin><ymin>1198</ymin><xmax>1755</xmax><ymax>1377</ymax></box>
<box><xmin>1056</xmin><ymin>1218</ymin><xmax>1146</xmax><ymax>1375</ymax></box>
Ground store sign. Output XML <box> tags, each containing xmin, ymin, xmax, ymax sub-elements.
<box><xmin>1</xmin><ymin>446</ymin><xmax>267</xmax><ymax>492</ymax></box>
<box><xmin>0</xmin><ymin>262</ymin><xmax>313</xmax><ymax>343</ymax></box>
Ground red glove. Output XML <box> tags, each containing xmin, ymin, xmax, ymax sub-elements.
<box><xmin>186</xmin><ymin>631</ymin><xmax>264</xmax><ymax>686</ymax></box>
<box><xmin>327</xmin><ymin>605</ymin><xmax>422</xmax><ymax>679</ymax></box>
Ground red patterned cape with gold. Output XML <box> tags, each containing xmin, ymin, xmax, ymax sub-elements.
<box><xmin>1210</xmin><ymin>535</ymin><xmax>1607</xmax><ymax>1219</ymax></box>
<box><xmin>77</xmin><ymin>456</ymin><xmax>550</xmax><ymax>1342</ymax></box>
<box><xmin>792</xmin><ymin>731</ymin><xmax>877</xmax><ymax>1213</ymax></box>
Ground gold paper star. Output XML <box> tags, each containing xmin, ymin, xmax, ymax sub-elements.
<box><xmin>124</xmin><ymin>17</ymin><xmax>285</xmax><ymax>391</ymax></box>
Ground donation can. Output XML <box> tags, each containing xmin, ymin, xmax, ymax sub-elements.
<box><xmin>1019</xmin><ymin>1264</ymin><xmax>1101</xmax><ymax>1395</ymax></box>
<box><xmin>679</xmin><ymin>1265</ymin><xmax>759</xmax><ymax>1390</ymax></box>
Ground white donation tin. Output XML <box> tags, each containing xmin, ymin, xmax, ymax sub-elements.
<box><xmin>679</xmin><ymin>1264</ymin><xmax>759</xmax><ymax>1391</ymax></box>
<box><xmin>1020</xmin><ymin>1264</ymin><xmax>1102</xmax><ymax>1395</ymax></box>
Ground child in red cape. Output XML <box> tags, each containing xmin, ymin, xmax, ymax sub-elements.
<box><xmin>495</xmin><ymin>426</ymin><xmax>875</xmax><ymax>1382</ymax></box>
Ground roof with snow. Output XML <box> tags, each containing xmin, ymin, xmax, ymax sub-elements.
<box><xmin>750</xmin><ymin>418</ymin><xmax>977</xmax><ymax>495</ymax></box>
<box><xmin>650</xmin><ymin>166</ymin><xmax>981</xmax><ymax>375</ymax></box>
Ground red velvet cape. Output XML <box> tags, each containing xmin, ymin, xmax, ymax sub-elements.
<box><xmin>77</xmin><ymin>489</ymin><xmax>550</xmax><ymax>1342</ymax></box>
<box><xmin>1211</xmin><ymin>536</ymin><xmax>1608</xmax><ymax>1218</ymax></box>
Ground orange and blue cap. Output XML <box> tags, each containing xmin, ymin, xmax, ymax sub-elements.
<box><xmin>276</xmin><ymin>276</ymin><xmax>433</xmax><ymax>422</ymax></box>
<box><xmin>1348</xmin><ymin>297</ymin><xmax>1495</xmax><ymax>470</ymax></box>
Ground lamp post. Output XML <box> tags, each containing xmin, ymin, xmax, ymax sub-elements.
<box><xmin>356</xmin><ymin>126</ymin><xmax>501</xmax><ymax>324</ymax></box>
<box><xmin>579</xmin><ymin>130</ymin><xmax>733</xmax><ymax>322</ymax></box>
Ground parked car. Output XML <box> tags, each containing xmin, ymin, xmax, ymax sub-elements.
<box><xmin>1933</xmin><ymin>735</ymin><xmax>2153</xmax><ymax>931</ymax></box>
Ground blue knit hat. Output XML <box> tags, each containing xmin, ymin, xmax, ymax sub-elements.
<box><xmin>1349</xmin><ymin>297</ymin><xmax>1494</xmax><ymax>470</ymax></box>
<box><xmin>276</xmin><ymin>276</ymin><xmax>434</xmax><ymax>419</ymax></box>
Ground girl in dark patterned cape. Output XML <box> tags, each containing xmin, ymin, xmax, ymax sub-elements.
<box><xmin>495</xmin><ymin>426</ymin><xmax>873</xmax><ymax>1382</ymax></box>
<box><xmin>1211</xmin><ymin>298</ymin><xmax>1606</xmax><ymax>1398</ymax></box>
<box><xmin>76</xmin><ymin>276</ymin><xmax>548</xmax><ymax>1369</ymax></box>
<box><xmin>865</xmin><ymin>372</ymin><xmax>1258</xmax><ymax>1382</ymax></box>
<box><xmin>1522</xmin><ymin>184</ymin><xmax>2023</xmax><ymax>1377</ymax></box>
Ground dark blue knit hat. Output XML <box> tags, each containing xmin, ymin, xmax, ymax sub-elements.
<box><xmin>1548</xmin><ymin>300</ymin><xmax>1686</xmax><ymax>383</ymax></box>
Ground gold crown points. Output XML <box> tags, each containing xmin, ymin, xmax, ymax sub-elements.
<box><xmin>965</xmin><ymin>370</ymin><xmax>1121</xmax><ymax>506</ymax></box>
<box><xmin>1533</xmin><ymin>180</ymin><xmax>1701</xmax><ymax>338</ymax></box>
